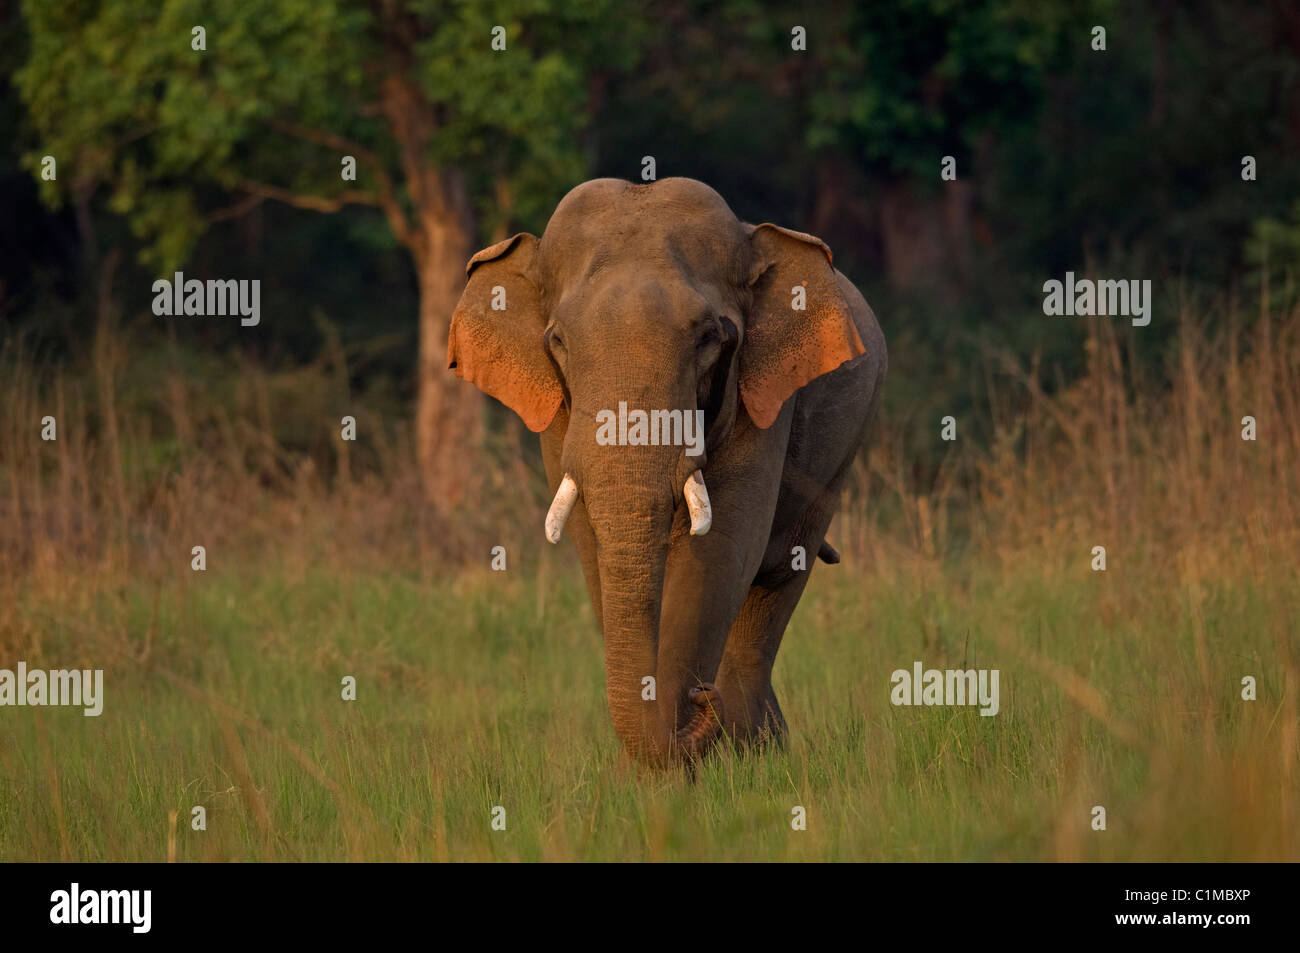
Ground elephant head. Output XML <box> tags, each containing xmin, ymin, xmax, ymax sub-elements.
<box><xmin>448</xmin><ymin>178</ymin><xmax>864</xmax><ymax>765</ymax></box>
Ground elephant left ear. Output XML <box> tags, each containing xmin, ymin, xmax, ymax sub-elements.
<box><xmin>447</xmin><ymin>233</ymin><xmax>563</xmax><ymax>433</ymax></box>
<box><xmin>740</xmin><ymin>223</ymin><xmax>866</xmax><ymax>428</ymax></box>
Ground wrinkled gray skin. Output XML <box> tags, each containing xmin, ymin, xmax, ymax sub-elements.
<box><xmin>448</xmin><ymin>178</ymin><xmax>886</xmax><ymax>767</ymax></box>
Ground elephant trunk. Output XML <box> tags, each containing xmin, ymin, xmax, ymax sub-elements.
<box><xmin>582</xmin><ymin>474</ymin><xmax>724</xmax><ymax>767</ymax></box>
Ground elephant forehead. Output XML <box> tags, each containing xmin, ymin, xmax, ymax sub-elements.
<box><xmin>554</xmin><ymin>273</ymin><xmax>715</xmax><ymax>332</ymax></box>
<box><xmin>547</xmin><ymin>229</ymin><xmax>739</xmax><ymax>281</ymax></box>
<box><xmin>541</xmin><ymin>227</ymin><xmax>748</xmax><ymax>301</ymax></box>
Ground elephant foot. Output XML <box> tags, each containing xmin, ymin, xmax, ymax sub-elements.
<box><xmin>674</xmin><ymin>683</ymin><xmax>725</xmax><ymax>761</ymax></box>
<box><xmin>718</xmin><ymin>688</ymin><xmax>787</xmax><ymax>750</ymax></box>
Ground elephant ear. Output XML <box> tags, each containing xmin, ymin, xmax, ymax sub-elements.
<box><xmin>447</xmin><ymin>233</ymin><xmax>562</xmax><ymax>433</ymax></box>
<box><xmin>740</xmin><ymin>223</ymin><xmax>866</xmax><ymax>428</ymax></box>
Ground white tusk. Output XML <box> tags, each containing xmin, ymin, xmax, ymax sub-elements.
<box><xmin>685</xmin><ymin>471</ymin><xmax>712</xmax><ymax>536</ymax></box>
<box><xmin>545</xmin><ymin>474</ymin><xmax>579</xmax><ymax>544</ymax></box>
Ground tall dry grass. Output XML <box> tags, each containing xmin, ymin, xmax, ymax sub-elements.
<box><xmin>3</xmin><ymin>294</ymin><xmax>1297</xmax><ymax>680</ymax></box>
<box><xmin>843</xmin><ymin>295</ymin><xmax>1299</xmax><ymax>583</ymax></box>
<box><xmin>0</xmin><ymin>319</ymin><xmax>550</xmax><ymax>657</ymax></box>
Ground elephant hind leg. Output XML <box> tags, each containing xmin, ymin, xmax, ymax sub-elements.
<box><xmin>719</xmin><ymin>457</ymin><xmax>855</xmax><ymax>749</ymax></box>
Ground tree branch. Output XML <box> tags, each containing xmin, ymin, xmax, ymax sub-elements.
<box><xmin>264</xmin><ymin>116</ymin><xmax>419</xmax><ymax>252</ymax></box>
<box><xmin>234</xmin><ymin>180</ymin><xmax>380</xmax><ymax>213</ymax></box>
<box><xmin>266</xmin><ymin>117</ymin><xmax>380</xmax><ymax>167</ymax></box>
<box><xmin>208</xmin><ymin>191</ymin><xmax>265</xmax><ymax>223</ymax></box>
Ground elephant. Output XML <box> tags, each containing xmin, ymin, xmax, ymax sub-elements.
<box><xmin>448</xmin><ymin>177</ymin><xmax>886</xmax><ymax>767</ymax></box>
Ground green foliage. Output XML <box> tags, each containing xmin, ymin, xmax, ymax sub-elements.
<box><xmin>1247</xmin><ymin>200</ymin><xmax>1300</xmax><ymax>312</ymax></box>
<box><xmin>16</xmin><ymin>0</ymin><xmax>632</xmax><ymax>270</ymax></box>
<box><xmin>806</xmin><ymin>0</ymin><xmax>1103</xmax><ymax>179</ymax></box>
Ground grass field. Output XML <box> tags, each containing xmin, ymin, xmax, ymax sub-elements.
<box><xmin>1</xmin><ymin>306</ymin><xmax>1297</xmax><ymax>861</ymax></box>
<box><xmin>2</xmin><ymin>553</ymin><xmax>1295</xmax><ymax>861</ymax></box>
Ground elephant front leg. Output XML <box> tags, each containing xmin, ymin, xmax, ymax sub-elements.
<box><xmin>653</xmin><ymin>528</ymin><xmax>756</xmax><ymax>756</ymax></box>
<box><xmin>652</xmin><ymin>416</ymin><xmax>791</xmax><ymax>759</ymax></box>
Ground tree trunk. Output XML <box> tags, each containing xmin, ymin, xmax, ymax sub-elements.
<box><xmin>415</xmin><ymin>215</ymin><xmax>479</xmax><ymax>507</ymax></box>
<box><xmin>379</xmin><ymin>56</ymin><xmax>485</xmax><ymax>508</ymax></box>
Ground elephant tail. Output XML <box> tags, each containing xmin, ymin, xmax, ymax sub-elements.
<box><xmin>817</xmin><ymin>540</ymin><xmax>841</xmax><ymax>564</ymax></box>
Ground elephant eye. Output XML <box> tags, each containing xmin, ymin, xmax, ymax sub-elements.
<box><xmin>695</xmin><ymin>319</ymin><xmax>726</xmax><ymax>378</ymax></box>
<box><xmin>699</xmin><ymin>315</ymin><xmax>738</xmax><ymax>354</ymax></box>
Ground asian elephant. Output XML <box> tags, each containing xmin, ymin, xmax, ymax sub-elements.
<box><xmin>448</xmin><ymin>177</ymin><xmax>886</xmax><ymax>767</ymax></box>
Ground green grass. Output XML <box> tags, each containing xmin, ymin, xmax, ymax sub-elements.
<box><xmin>3</xmin><ymin>551</ymin><xmax>1294</xmax><ymax>861</ymax></box>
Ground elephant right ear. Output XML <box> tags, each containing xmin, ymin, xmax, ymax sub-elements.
<box><xmin>447</xmin><ymin>233</ymin><xmax>563</xmax><ymax>433</ymax></box>
<box><xmin>740</xmin><ymin>224</ymin><xmax>866</xmax><ymax>429</ymax></box>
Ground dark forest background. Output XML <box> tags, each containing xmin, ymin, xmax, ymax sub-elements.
<box><xmin>1</xmin><ymin>0</ymin><xmax>1298</xmax><ymax>506</ymax></box>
